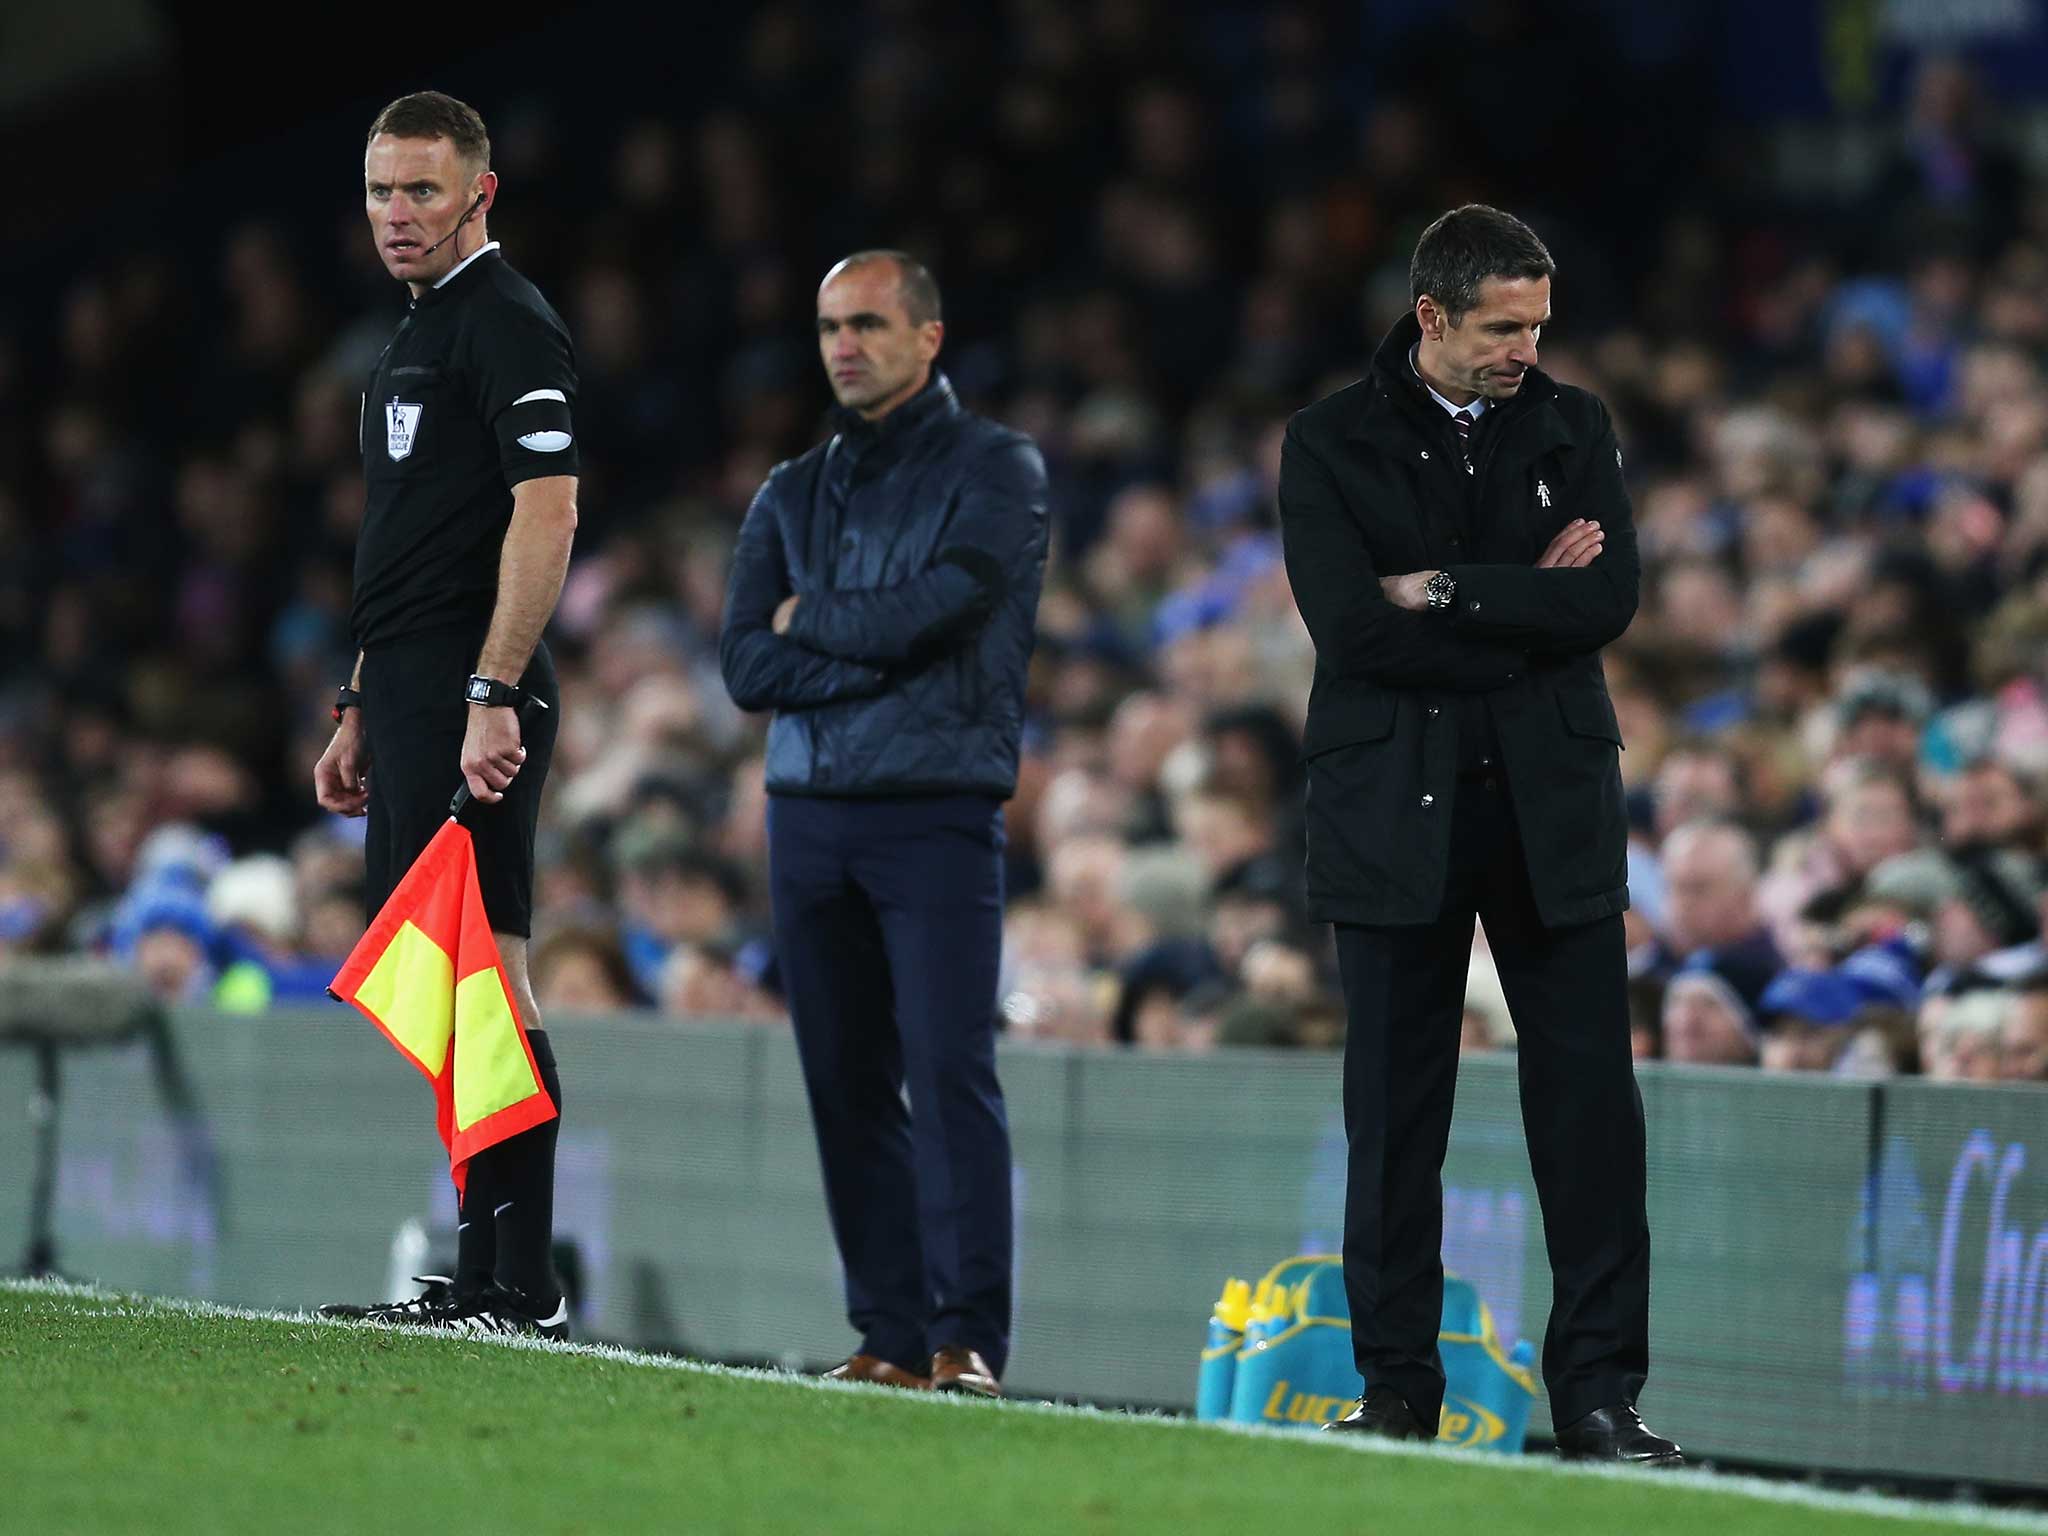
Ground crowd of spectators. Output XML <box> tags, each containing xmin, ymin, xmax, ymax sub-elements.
<box><xmin>0</xmin><ymin>6</ymin><xmax>2045</xmax><ymax>1083</ymax></box>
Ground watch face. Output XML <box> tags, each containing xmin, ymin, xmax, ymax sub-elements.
<box><xmin>466</xmin><ymin>678</ymin><xmax>490</xmax><ymax>702</ymax></box>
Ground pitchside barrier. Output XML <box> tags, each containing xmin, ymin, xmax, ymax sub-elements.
<box><xmin>2</xmin><ymin>1007</ymin><xmax>2043</xmax><ymax>1488</ymax></box>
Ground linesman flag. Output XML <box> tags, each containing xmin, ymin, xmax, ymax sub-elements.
<box><xmin>329</xmin><ymin>804</ymin><xmax>555</xmax><ymax>1198</ymax></box>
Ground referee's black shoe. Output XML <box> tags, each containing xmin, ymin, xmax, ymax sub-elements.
<box><xmin>1553</xmin><ymin>1404</ymin><xmax>1684</xmax><ymax>1466</ymax></box>
<box><xmin>467</xmin><ymin>1282</ymin><xmax>572</xmax><ymax>1343</ymax></box>
<box><xmin>319</xmin><ymin>1275</ymin><xmax>479</xmax><ymax>1328</ymax></box>
<box><xmin>1322</xmin><ymin>1385</ymin><xmax>1435</xmax><ymax>1442</ymax></box>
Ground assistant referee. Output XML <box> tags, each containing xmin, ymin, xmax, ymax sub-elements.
<box><xmin>314</xmin><ymin>91</ymin><xmax>579</xmax><ymax>1338</ymax></box>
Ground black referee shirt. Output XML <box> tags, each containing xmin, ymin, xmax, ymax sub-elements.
<box><xmin>352</xmin><ymin>244</ymin><xmax>579</xmax><ymax>648</ymax></box>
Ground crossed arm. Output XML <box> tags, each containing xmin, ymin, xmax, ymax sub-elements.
<box><xmin>775</xmin><ymin>439</ymin><xmax>1047</xmax><ymax>666</ymax></box>
<box><xmin>1288</xmin><ymin>407</ymin><xmax>1640</xmax><ymax>666</ymax></box>
<box><xmin>1426</xmin><ymin>406</ymin><xmax>1639</xmax><ymax>653</ymax></box>
<box><xmin>719</xmin><ymin>441</ymin><xmax>1045</xmax><ymax>716</ymax></box>
<box><xmin>1279</xmin><ymin>423</ymin><xmax>1528</xmax><ymax>691</ymax></box>
<box><xmin>718</xmin><ymin>477</ymin><xmax>892</xmax><ymax>714</ymax></box>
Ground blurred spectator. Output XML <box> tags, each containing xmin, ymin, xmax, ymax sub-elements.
<box><xmin>1927</xmin><ymin>846</ymin><xmax>2045</xmax><ymax>987</ymax></box>
<box><xmin>1648</xmin><ymin>820</ymin><xmax>1781</xmax><ymax>981</ymax></box>
<box><xmin>1758</xmin><ymin>759</ymin><xmax>1923</xmax><ymax>952</ymax></box>
<box><xmin>1652</xmin><ymin>743</ymin><xmax>1745</xmax><ymax>842</ymax></box>
<box><xmin>999</xmin><ymin>899</ymin><xmax>1111</xmax><ymax>1046</ymax></box>
<box><xmin>126</xmin><ymin>893</ymin><xmax>214</xmax><ymax>1005</ymax></box>
<box><xmin>1923</xmin><ymin>988</ymin><xmax>2008</xmax><ymax>1082</ymax></box>
<box><xmin>1757</xmin><ymin>970</ymin><xmax>1865</xmax><ymax>1074</ymax></box>
<box><xmin>0</xmin><ymin>8</ymin><xmax>2044</xmax><ymax>1095</ymax></box>
<box><xmin>1660</xmin><ymin>947</ymin><xmax>1775</xmax><ymax>1067</ymax></box>
<box><xmin>1754</xmin><ymin>940</ymin><xmax>1919</xmax><ymax>1076</ymax></box>
<box><xmin>1105</xmin><ymin>689</ymin><xmax>1195</xmax><ymax>843</ymax></box>
<box><xmin>612</xmin><ymin>826</ymin><xmax>749</xmax><ymax>998</ymax></box>
<box><xmin>2001</xmin><ymin>971</ymin><xmax>2048</xmax><ymax>1081</ymax></box>
<box><xmin>206</xmin><ymin>853</ymin><xmax>336</xmax><ymax>1009</ymax></box>
<box><xmin>659</xmin><ymin>941</ymin><xmax>777</xmax><ymax>1021</ymax></box>
<box><xmin>1832</xmin><ymin>673</ymin><xmax>1932</xmax><ymax>775</ymax></box>
<box><xmin>532</xmin><ymin>925</ymin><xmax>641</xmax><ymax>1012</ymax></box>
<box><xmin>1940</xmin><ymin>758</ymin><xmax>2042</xmax><ymax>852</ymax></box>
<box><xmin>1174</xmin><ymin>789</ymin><xmax>1274</xmax><ymax>884</ymax></box>
<box><xmin>1116</xmin><ymin>940</ymin><xmax>1220</xmax><ymax>1051</ymax></box>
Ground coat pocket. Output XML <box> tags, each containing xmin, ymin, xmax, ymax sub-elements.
<box><xmin>1302</xmin><ymin>690</ymin><xmax>1398</xmax><ymax>759</ymax></box>
<box><xmin>1555</xmin><ymin>685</ymin><xmax>1623</xmax><ymax>748</ymax></box>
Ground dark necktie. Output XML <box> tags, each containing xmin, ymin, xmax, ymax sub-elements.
<box><xmin>1453</xmin><ymin>408</ymin><xmax>1477</xmax><ymax>475</ymax></box>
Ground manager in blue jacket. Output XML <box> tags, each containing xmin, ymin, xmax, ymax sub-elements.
<box><xmin>719</xmin><ymin>251</ymin><xmax>1048</xmax><ymax>1397</ymax></box>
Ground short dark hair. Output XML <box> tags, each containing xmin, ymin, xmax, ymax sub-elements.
<box><xmin>1410</xmin><ymin>205</ymin><xmax>1554</xmax><ymax>324</ymax></box>
<box><xmin>834</xmin><ymin>249</ymin><xmax>943</xmax><ymax>326</ymax></box>
<box><xmin>367</xmin><ymin>91</ymin><xmax>491</xmax><ymax>170</ymax></box>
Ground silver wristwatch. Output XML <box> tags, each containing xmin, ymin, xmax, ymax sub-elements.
<box><xmin>1424</xmin><ymin>570</ymin><xmax>1458</xmax><ymax>611</ymax></box>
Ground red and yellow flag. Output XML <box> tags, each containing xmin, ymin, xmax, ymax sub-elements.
<box><xmin>329</xmin><ymin>819</ymin><xmax>556</xmax><ymax>1197</ymax></box>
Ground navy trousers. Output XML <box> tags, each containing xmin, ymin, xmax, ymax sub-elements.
<box><xmin>765</xmin><ymin>791</ymin><xmax>1013</xmax><ymax>1376</ymax></box>
<box><xmin>1333</xmin><ymin>774</ymin><xmax>1650</xmax><ymax>1433</ymax></box>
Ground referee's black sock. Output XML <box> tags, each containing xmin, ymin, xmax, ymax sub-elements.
<box><xmin>490</xmin><ymin>1028</ymin><xmax>563</xmax><ymax>1304</ymax></box>
<box><xmin>454</xmin><ymin>1168</ymin><xmax>499</xmax><ymax>1298</ymax></box>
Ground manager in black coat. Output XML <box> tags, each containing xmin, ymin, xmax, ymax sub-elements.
<box><xmin>1279</xmin><ymin>206</ymin><xmax>1680</xmax><ymax>1464</ymax></box>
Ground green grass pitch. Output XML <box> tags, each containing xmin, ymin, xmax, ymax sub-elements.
<box><xmin>3</xmin><ymin>1282</ymin><xmax>2040</xmax><ymax>1536</ymax></box>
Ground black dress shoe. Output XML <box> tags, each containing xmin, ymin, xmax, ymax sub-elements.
<box><xmin>1322</xmin><ymin>1385</ymin><xmax>1435</xmax><ymax>1442</ymax></box>
<box><xmin>1553</xmin><ymin>1404</ymin><xmax>1683</xmax><ymax>1465</ymax></box>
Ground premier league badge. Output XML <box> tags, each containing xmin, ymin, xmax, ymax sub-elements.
<box><xmin>386</xmin><ymin>398</ymin><xmax>423</xmax><ymax>461</ymax></box>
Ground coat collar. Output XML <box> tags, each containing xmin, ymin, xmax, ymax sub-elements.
<box><xmin>1350</xmin><ymin>312</ymin><xmax>1567</xmax><ymax>451</ymax></box>
<box><xmin>832</xmin><ymin>369</ymin><xmax>959</xmax><ymax>450</ymax></box>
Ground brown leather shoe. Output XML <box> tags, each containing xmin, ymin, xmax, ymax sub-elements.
<box><xmin>822</xmin><ymin>1354</ymin><xmax>931</xmax><ymax>1390</ymax></box>
<box><xmin>929</xmin><ymin>1345</ymin><xmax>1003</xmax><ymax>1397</ymax></box>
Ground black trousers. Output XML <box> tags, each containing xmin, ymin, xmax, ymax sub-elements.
<box><xmin>1333</xmin><ymin>773</ymin><xmax>1649</xmax><ymax>1432</ymax></box>
<box><xmin>361</xmin><ymin>629</ymin><xmax>558</xmax><ymax>937</ymax></box>
<box><xmin>765</xmin><ymin>791</ymin><xmax>1013</xmax><ymax>1377</ymax></box>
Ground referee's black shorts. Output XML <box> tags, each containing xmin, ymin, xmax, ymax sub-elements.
<box><xmin>361</xmin><ymin>628</ymin><xmax>559</xmax><ymax>938</ymax></box>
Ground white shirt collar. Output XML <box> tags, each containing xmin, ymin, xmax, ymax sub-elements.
<box><xmin>433</xmin><ymin>241</ymin><xmax>502</xmax><ymax>289</ymax></box>
<box><xmin>1410</xmin><ymin>343</ymin><xmax>1486</xmax><ymax>420</ymax></box>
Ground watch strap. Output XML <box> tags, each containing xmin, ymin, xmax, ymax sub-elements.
<box><xmin>465</xmin><ymin>674</ymin><xmax>527</xmax><ymax>709</ymax></box>
<box><xmin>332</xmin><ymin>686</ymin><xmax>362</xmax><ymax>723</ymax></box>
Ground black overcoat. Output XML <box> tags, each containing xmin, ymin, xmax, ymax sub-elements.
<box><xmin>1278</xmin><ymin>314</ymin><xmax>1639</xmax><ymax>929</ymax></box>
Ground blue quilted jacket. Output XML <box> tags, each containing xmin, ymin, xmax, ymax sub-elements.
<box><xmin>718</xmin><ymin>373</ymin><xmax>1048</xmax><ymax>798</ymax></box>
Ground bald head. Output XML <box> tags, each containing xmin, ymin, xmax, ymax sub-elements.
<box><xmin>820</xmin><ymin>250</ymin><xmax>942</xmax><ymax>326</ymax></box>
<box><xmin>816</xmin><ymin>250</ymin><xmax>946</xmax><ymax>421</ymax></box>
<box><xmin>1662</xmin><ymin>819</ymin><xmax>1761</xmax><ymax>956</ymax></box>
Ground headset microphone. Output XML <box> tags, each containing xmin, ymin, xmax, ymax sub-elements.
<box><xmin>419</xmin><ymin>192</ymin><xmax>487</xmax><ymax>259</ymax></box>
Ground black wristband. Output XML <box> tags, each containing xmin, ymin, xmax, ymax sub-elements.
<box><xmin>332</xmin><ymin>686</ymin><xmax>362</xmax><ymax>723</ymax></box>
<box><xmin>464</xmin><ymin>674</ymin><xmax>527</xmax><ymax>709</ymax></box>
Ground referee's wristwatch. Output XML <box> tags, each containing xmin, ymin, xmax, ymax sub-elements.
<box><xmin>464</xmin><ymin>674</ymin><xmax>528</xmax><ymax>709</ymax></box>
<box><xmin>332</xmin><ymin>686</ymin><xmax>362</xmax><ymax>723</ymax></box>
<box><xmin>1424</xmin><ymin>570</ymin><xmax>1458</xmax><ymax>612</ymax></box>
